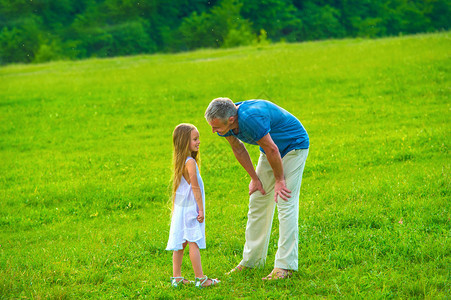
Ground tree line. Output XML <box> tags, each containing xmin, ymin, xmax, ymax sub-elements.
<box><xmin>0</xmin><ymin>0</ymin><xmax>449</xmax><ymax>65</ymax></box>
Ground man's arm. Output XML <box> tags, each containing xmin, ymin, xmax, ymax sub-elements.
<box><xmin>257</xmin><ymin>133</ymin><xmax>291</xmax><ymax>202</ymax></box>
<box><xmin>225</xmin><ymin>135</ymin><xmax>266</xmax><ymax>195</ymax></box>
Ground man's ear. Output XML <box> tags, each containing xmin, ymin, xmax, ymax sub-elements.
<box><xmin>228</xmin><ymin>115</ymin><xmax>236</xmax><ymax>123</ymax></box>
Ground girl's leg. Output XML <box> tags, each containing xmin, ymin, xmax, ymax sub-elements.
<box><xmin>189</xmin><ymin>242</ymin><xmax>218</xmax><ymax>287</ymax></box>
<box><xmin>172</xmin><ymin>241</ymin><xmax>188</xmax><ymax>278</ymax></box>
<box><xmin>188</xmin><ymin>242</ymin><xmax>204</xmax><ymax>278</ymax></box>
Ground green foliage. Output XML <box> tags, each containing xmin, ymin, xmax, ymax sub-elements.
<box><xmin>33</xmin><ymin>38</ymin><xmax>64</xmax><ymax>63</ymax></box>
<box><xmin>0</xmin><ymin>17</ymin><xmax>41</xmax><ymax>63</ymax></box>
<box><xmin>0</xmin><ymin>0</ymin><xmax>35</xmax><ymax>22</ymax></box>
<box><xmin>178</xmin><ymin>0</ymin><xmax>254</xmax><ymax>50</ymax></box>
<box><xmin>0</xmin><ymin>32</ymin><xmax>449</xmax><ymax>298</ymax></box>
<box><xmin>177</xmin><ymin>11</ymin><xmax>217</xmax><ymax>50</ymax></box>
<box><xmin>0</xmin><ymin>0</ymin><xmax>450</xmax><ymax>64</ymax></box>
<box><xmin>0</xmin><ymin>0</ymin><xmax>451</xmax><ymax>64</ymax></box>
<box><xmin>107</xmin><ymin>20</ymin><xmax>156</xmax><ymax>56</ymax></box>
<box><xmin>299</xmin><ymin>2</ymin><xmax>345</xmax><ymax>40</ymax></box>
<box><xmin>256</xmin><ymin>29</ymin><xmax>270</xmax><ymax>46</ymax></box>
<box><xmin>241</xmin><ymin>0</ymin><xmax>302</xmax><ymax>41</ymax></box>
<box><xmin>222</xmin><ymin>26</ymin><xmax>256</xmax><ymax>48</ymax></box>
<box><xmin>216</xmin><ymin>0</ymin><xmax>256</xmax><ymax>48</ymax></box>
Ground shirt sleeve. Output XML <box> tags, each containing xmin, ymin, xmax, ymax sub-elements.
<box><xmin>241</xmin><ymin>113</ymin><xmax>270</xmax><ymax>142</ymax></box>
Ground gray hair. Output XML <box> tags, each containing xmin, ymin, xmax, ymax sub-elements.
<box><xmin>204</xmin><ymin>97</ymin><xmax>237</xmax><ymax>122</ymax></box>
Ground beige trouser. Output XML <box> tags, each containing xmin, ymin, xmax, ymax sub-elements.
<box><xmin>239</xmin><ymin>148</ymin><xmax>309</xmax><ymax>271</ymax></box>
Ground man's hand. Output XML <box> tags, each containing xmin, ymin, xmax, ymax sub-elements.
<box><xmin>249</xmin><ymin>178</ymin><xmax>266</xmax><ymax>196</ymax></box>
<box><xmin>197</xmin><ymin>210</ymin><xmax>204</xmax><ymax>223</ymax></box>
<box><xmin>274</xmin><ymin>180</ymin><xmax>291</xmax><ymax>203</ymax></box>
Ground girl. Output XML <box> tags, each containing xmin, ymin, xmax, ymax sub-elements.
<box><xmin>166</xmin><ymin>123</ymin><xmax>219</xmax><ymax>288</ymax></box>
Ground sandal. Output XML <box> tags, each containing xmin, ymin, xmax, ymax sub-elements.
<box><xmin>170</xmin><ymin>277</ymin><xmax>192</xmax><ymax>287</ymax></box>
<box><xmin>226</xmin><ymin>264</ymin><xmax>248</xmax><ymax>275</ymax></box>
<box><xmin>262</xmin><ymin>268</ymin><xmax>293</xmax><ymax>280</ymax></box>
<box><xmin>195</xmin><ymin>275</ymin><xmax>220</xmax><ymax>288</ymax></box>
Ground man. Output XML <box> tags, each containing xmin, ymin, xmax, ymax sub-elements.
<box><xmin>204</xmin><ymin>97</ymin><xmax>309</xmax><ymax>280</ymax></box>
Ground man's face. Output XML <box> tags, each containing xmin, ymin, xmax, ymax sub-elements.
<box><xmin>208</xmin><ymin>117</ymin><xmax>234</xmax><ymax>135</ymax></box>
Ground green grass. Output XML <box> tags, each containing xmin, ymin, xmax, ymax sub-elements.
<box><xmin>1</xmin><ymin>32</ymin><xmax>450</xmax><ymax>299</ymax></box>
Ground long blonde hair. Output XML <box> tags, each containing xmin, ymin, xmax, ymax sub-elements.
<box><xmin>171</xmin><ymin>123</ymin><xmax>200</xmax><ymax>208</ymax></box>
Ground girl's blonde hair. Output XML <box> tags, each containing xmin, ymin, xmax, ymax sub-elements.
<box><xmin>171</xmin><ymin>123</ymin><xmax>200</xmax><ymax>208</ymax></box>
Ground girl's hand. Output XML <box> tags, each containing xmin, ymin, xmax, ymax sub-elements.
<box><xmin>197</xmin><ymin>210</ymin><xmax>204</xmax><ymax>223</ymax></box>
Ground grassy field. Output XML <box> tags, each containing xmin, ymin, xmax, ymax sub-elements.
<box><xmin>0</xmin><ymin>32</ymin><xmax>449</xmax><ymax>299</ymax></box>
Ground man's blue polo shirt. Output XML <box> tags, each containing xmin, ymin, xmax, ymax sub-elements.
<box><xmin>219</xmin><ymin>100</ymin><xmax>309</xmax><ymax>157</ymax></box>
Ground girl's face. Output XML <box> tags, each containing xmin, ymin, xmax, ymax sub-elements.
<box><xmin>189</xmin><ymin>128</ymin><xmax>200</xmax><ymax>152</ymax></box>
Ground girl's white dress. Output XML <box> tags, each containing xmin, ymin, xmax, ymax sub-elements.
<box><xmin>166</xmin><ymin>157</ymin><xmax>206</xmax><ymax>251</ymax></box>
